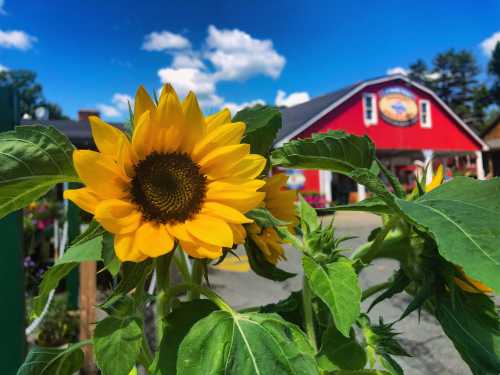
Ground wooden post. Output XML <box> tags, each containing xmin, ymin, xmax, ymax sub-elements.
<box><xmin>0</xmin><ymin>86</ymin><xmax>25</xmax><ymax>374</ymax></box>
<box><xmin>80</xmin><ymin>261</ymin><xmax>97</xmax><ymax>373</ymax></box>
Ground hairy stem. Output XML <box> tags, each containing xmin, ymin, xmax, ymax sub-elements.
<box><xmin>155</xmin><ymin>252</ymin><xmax>174</xmax><ymax>344</ymax></box>
<box><xmin>188</xmin><ymin>259</ymin><xmax>204</xmax><ymax>300</ymax></box>
<box><xmin>361</xmin><ymin>281</ymin><xmax>391</xmax><ymax>301</ymax></box>
<box><xmin>302</xmin><ymin>276</ymin><xmax>317</xmax><ymax>351</ymax></box>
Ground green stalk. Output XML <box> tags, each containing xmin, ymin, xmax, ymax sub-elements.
<box><xmin>173</xmin><ymin>251</ymin><xmax>191</xmax><ymax>282</ymax></box>
<box><xmin>188</xmin><ymin>259</ymin><xmax>204</xmax><ymax>300</ymax></box>
<box><xmin>155</xmin><ymin>252</ymin><xmax>174</xmax><ymax>344</ymax></box>
<box><xmin>302</xmin><ymin>276</ymin><xmax>317</xmax><ymax>351</ymax></box>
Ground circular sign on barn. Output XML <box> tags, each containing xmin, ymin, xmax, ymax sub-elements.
<box><xmin>378</xmin><ymin>86</ymin><xmax>418</xmax><ymax>126</ymax></box>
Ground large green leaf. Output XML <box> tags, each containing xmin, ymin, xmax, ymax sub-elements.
<box><xmin>177</xmin><ymin>311</ymin><xmax>319</xmax><ymax>375</ymax></box>
<box><xmin>151</xmin><ymin>300</ymin><xmax>218</xmax><ymax>375</ymax></box>
<box><xmin>435</xmin><ymin>293</ymin><xmax>500</xmax><ymax>375</ymax></box>
<box><xmin>396</xmin><ymin>177</ymin><xmax>500</xmax><ymax>292</ymax></box>
<box><xmin>93</xmin><ymin>316</ymin><xmax>143</xmax><ymax>375</ymax></box>
<box><xmin>302</xmin><ymin>256</ymin><xmax>361</xmax><ymax>337</ymax></box>
<box><xmin>32</xmin><ymin>236</ymin><xmax>103</xmax><ymax>316</ymax></box>
<box><xmin>0</xmin><ymin>125</ymin><xmax>78</xmax><ymax>219</ymax></box>
<box><xmin>319</xmin><ymin>197</ymin><xmax>392</xmax><ymax>215</ymax></box>
<box><xmin>17</xmin><ymin>344</ymin><xmax>84</xmax><ymax>375</ymax></box>
<box><xmin>333</xmin><ymin>371</ymin><xmax>391</xmax><ymax>375</ymax></box>
<box><xmin>317</xmin><ymin>326</ymin><xmax>367</xmax><ymax>371</ymax></box>
<box><xmin>233</xmin><ymin>105</ymin><xmax>282</xmax><ymax>157</ymax></box>
<box><xmin>271</xmin><ymin>130</ymin><xmax>375</xmax><ymax>174</ymax></box>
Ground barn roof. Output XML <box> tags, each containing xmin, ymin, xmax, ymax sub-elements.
<box><xmin>20</xmin><ymin>119</ymin><xmax>125</xmax><ymax>148</ymax></box>
<box><xmin>277</xmin><ymin>74</ymin><xmax>488</xmax><ymax>151</ymax></box>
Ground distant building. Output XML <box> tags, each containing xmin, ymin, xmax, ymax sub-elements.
<box><xmin>277</xmin><ymin>74</ymin><xmax>488</xmax><ymax>204</ymax></box>
<box><xmin>482</xmin><ymin>114</ymin><xmax>500</xmax><ymax>177</ymax></box>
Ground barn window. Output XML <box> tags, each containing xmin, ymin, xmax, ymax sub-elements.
<box><xmin>363</xmin><ymin>93</ymin><xmax>377</xmax><ymax>126</ymax></box>
<box><xmin>420</xmin><ymin>100</ymin><xmax>432</xmax><ymax>128</ymax></box>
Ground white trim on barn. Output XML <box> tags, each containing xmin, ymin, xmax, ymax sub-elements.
<box><xmin>275</xmin><ymin>74</ymin><xmax>489</xmax><ymax>151</ymax></box>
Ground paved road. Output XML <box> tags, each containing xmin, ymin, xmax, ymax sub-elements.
<box><xmin>210</xmin><ymin>211</ymin><xmax>469</xmax><ymax>375</ymax></box>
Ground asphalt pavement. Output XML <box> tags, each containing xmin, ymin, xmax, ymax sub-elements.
<box><xmin>209</xmin><ymin>211</ymin><xmax>470</xmax><ymax>375</ymax></box>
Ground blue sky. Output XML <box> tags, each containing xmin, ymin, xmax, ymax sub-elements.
<box><xmin>1</xmin><ymin>0</ymin><xmax>500</xmax><ymax>120</ymax></box>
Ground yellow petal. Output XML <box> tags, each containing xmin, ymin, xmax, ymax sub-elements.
<box><xmin>63</xmin><ymin>188</ymin><xmax>100</xmax><ymax>214</ymax></box>
<box><xmin>185</xmin><ymin>214</ymin><xmax>233</xmax><ymax>247</ymax></box>
<box><xmin>206</xmin><ymin>190</ymin><xmax>265</xmax><ymax>213</ymax></box>
<box><xmin>166</xmin><ymin>222</ymin><xmax>194</xmax><ymax>242</ymax></box>
<box><xmin>151</xmin><ymin>88</ymin><xmax>184</xmax><ymax>153</ymax></box>
<box><xmin>230</xmin><ymin>154</ymin><xmax>267</xmax><ymax>179</ymax></box>
<box><xmin>201</xmin><ymin>202</ymin><xmax>253</xmax><ymax>224</ymax></box>
<box><xmin>179</xmin><ymin>240</ymin><xmax>222</xmax><ymax>259</ymax></box>
<box><xmin>229</xmin><ymin>223</ymin><xmax>247</xmax><ymax>244</ymax></box>
<box><xmin>134</xmin><ymin>86</ymin><xmax>155</xmax><ymax>129</ymax></box>
<box><xmin>89</xmin><ymin>116</ymin><xmax>130</xmax><ymax>158</ymax></box>
<box><xmin>206</xmin><ymin>108</ymin><xmax>231</xmax><ymax>132</ymax></box>
<box><xmin>132</xmin><ymin>111</ymin><xmax>153</xmax><ymax>159</ymax></box>
<box><xmin>135</xmin><ymin>222</ymin><xmax>174</xmax><ymax>257</ymax></box>
<box><xmin>180</xmin><ymin>92</ymin><xmax>206</xmax><ymax>153</ymax></box>
<box><xmin>207</xmin><ymin>178</ymin><xmax>266</xmax><ymax>193</ymax></box>
<box><xmin>425</xmin><ymin>165</ymin><xmax>444</xmax><ymax>192</ymax></box>
<box><xmin>117</xmin><ymin>136</ymin><xmax>137</xmax><ymax>178</ymax></box>
<box><xmin>73</xmin><ymin>150</ymin><xmax>128</xmax><ymax>199</ymax></box>
<box><xmin>114</xmin><ymin>233</ymin><xmax>147</xmax><ymax>262</ymax></box>
<box><xmin>158</xmin><ymin>83</ymin><xmax>180</xmax><ymax>105</ymax></box>
<box><xmin>192</xmin><ymin>122</ymin><xmax>245</xmax><ymax>161</ymax></box>
<box><xmin>199</xmin><ymin>144</ymin><xmax>250</xmax><ymax>179</ymax></box>
<box><xmin>94</xmin><ymin>199</ymin><xmax>142</xmax><ymax>234</ymax></box>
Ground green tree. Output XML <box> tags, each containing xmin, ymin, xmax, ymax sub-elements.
<box><xmin>488</xmin><ymin>41</ymin><xmax>500</xmax><ymax>107</ymax></box>
<box><xmin>408</xmin><ymin>49</ymin><xmax>489</xmax><ymax>132</ymax></box>
<box><xmin>0</xmin><ymin>69</ymin><xmax>67</xmax><ymax>120</ymax></box>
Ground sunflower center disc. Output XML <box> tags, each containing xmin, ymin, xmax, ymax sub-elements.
<box><xmin>131</xmin><ymin>152</ymin><xmax>207</xmax><ymax>224</ymax></box>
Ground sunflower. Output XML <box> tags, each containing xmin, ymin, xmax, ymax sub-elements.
<box><xmin>247</xmin><ymin>173</ymin><xmax>298</xmax><ymax>264</ymax></box>
<box><xmin>64</xmin><ymin>85</ymin><xmax>266</xmax><ymax>262</ymax></box>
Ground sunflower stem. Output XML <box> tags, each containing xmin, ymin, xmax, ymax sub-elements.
<box><xmin>155</xmin><ymin>252</ymin><xmax>174</xmax><ymax>344</ymax></box>
<box><xmin>173</xmin><ymin>250</ymin><xmax>191</xmax><ymax>282</ymax></box>
<box><xmin>188</xmin><ymin>259</ymin><xmax>204</xmax><ymax>300</ymax></box>
<box><xmin>302</xmin><ymin>276</ymin><xmax>317</xmax><ymax>351</ymax></box>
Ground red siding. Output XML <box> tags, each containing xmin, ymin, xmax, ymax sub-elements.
<box><xmin>296</xmin><ymin>79</ymin><xmax>481</xmax><ymax>152</ymax></box>
<box><xmin>303</xmin><ymin>169</ymin><xmax>320</xmax><ymax>192</ymax></box>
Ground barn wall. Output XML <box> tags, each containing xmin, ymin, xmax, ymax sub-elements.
<box><xmin>296</xmin><ymin>79</ymin><xmax>481</xmax><ymax>152</ymax></box>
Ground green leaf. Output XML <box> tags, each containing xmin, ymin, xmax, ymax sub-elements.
<box><xmin>435</xmin><ymin>293</ymin><xmax>500</xmax><ymax>375</ymax></box>
<box><xmin>93</xmin><ymin>316</ymin><xmax>143</xmax><ymax>375</ymax></box>
<box><xmin>70</xmin><ymin>220</ymin><xmax>105</xmax><ymax>246</ymax></box>
<box><xmin>317</xmin><ymin>325</ymin><xmax>367</xmax><ymax>371</ymax></box>
<box><xmin>396</xmin><ymin>177</ymin><xmax>500</xmax><ymax>292</ymax></box>
<box><xmin>100</xmin><ymin>260</ymin><xmax>153</xmax><ymax>311</ymax></box>
<box><xmin>245</xmin><ymin>238</ymin><xmax>296</xmax><ymax>281</ymax></box>
<box><xmin>151</xmin><ymin>300</ymin><xmax>218</xmax><ymax>375</ymax></box>
<box><xmin>259</xmin><ymin>291</ymin><xmax>304</xmax><ymax>328</ymax></box>
<box><xmin>234</xmin><ymin>105</ymin><xmax>282</xmax><ymax>157</ymax></box>
<box><xmin>33</xmin><ymin>236</ymin><xmax>103</xmax><ymax>316</ymax></box>
<box><xmin>102</xmin><ymin>233</ymin><xmax>120</xmax><ymax>276</ymax></box>
<box><xmin>299</xmin><ymin>194</ymin><xmax>319</xmax><ymax>235</ymax></box>
<box><xmin>319</xmin><ymin>197</ymin><xmax>392</xmax><ymax>215</ymax></box>
<box><xmin>302</xmin><ymin>256</ymin><xmax>361</xmax><ymax>337</ymax></box>
<box><xmin>376</xmin><ymin>159</ymin><xmax>406</xmax><ymax>199</ymax></box>
<box><xmin>17</xmin><ymin>345</ymin><xmax>84</xmax><ymax>375</ymax></box>
<box><xmin>246</xmin><ymin>207</ymin><xmax>289</xmax><ymax>227</ymax></box>
<box><xmin>379</xmin><ymin>354</ymin><xmax>403</xmax><ymax>375</ymax></box>
<box><xmin>271</xmin><ymin>130</ymin><xmax>375</xmax><ymax>174</ymax></box>
<box><xmin>176</xmin><ymin>311</ymin><xmax>319</xmax><ymax>375</ymax></box>
<box><xmin>0</xmin><ymin>125</ymin><xmax>78</xmax><ymax>219</ymax></box>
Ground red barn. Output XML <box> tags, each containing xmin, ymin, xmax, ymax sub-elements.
<box><xmin>277</xmin><ymin>74</ymin><xmax>488</xmax><ymax>205</ymax></box>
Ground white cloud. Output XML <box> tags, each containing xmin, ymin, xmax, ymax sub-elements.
<box><xmin>206</xmin><ymin>25</ymin><xmax>285</xmax><ymax>81</ymax></box>
<box><xmin>425</xmin><ymin>72</ymin><xmax>441</xmax><ymax>81</ymax></box>
<box><xmin>275</xmin><ymin>90</ymin><xmax>310</xmax><ymax>107</ymax></box>
<box><xmin>97</xmin><ymin>104</ymin><xmax>121</xmax><ymax>118</ymax></box>
<box><xmin>158</xmin><ymin>67</ymin><xmax>216</xmax><ymax>97</ymax></box>
<box><xmin>172</xmin><ymin>53</ymin><xmax>205</xmax><ymax>69</ymax></box>
<box><xmin>0</xmin><ymin>30</ymin><xmax>37</xmax><ymax>50</ymax></box>
<box><xmin>480</xmin><ymin>31</ymin><xmax>500</xmax><ymax>56</ymax></box>
<box><xmin>0</xmin><ymin>64</ymin><xmax>8</xmax><ymax>72</ymax></box>
<box><xmin>223</xmin><ymin>99</ymin><xmax>265</xmax><ymax>115</ymax></box>
<box><xmin>112</xmin><ymin>93</ymin><xmax>133</xmax><ymax>111</ymax></box>
<box><xmin>386</xmin><ymin>66</ymin><xmax>408</xmax><ymax>76</ymax></box>
<box><xmin>142</xmin><ymin>31</ymin><xmax>190</xmax><ymax>51</ymax></box>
